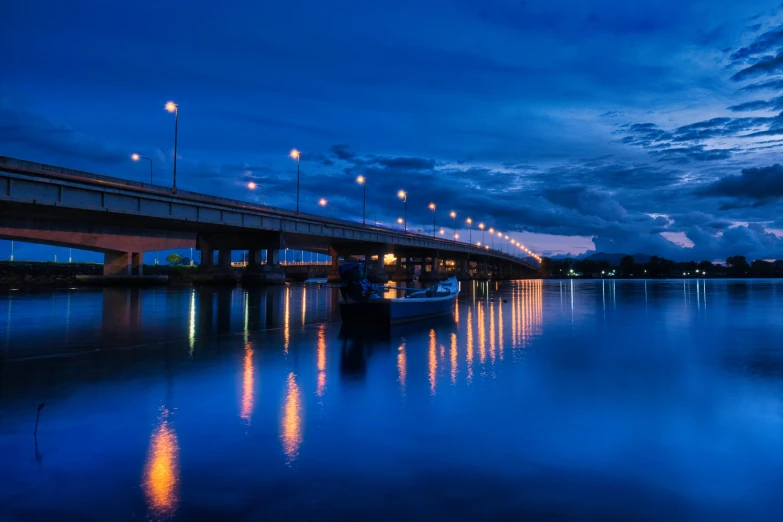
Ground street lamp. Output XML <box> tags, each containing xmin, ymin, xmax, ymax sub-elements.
<box><xmin>290</xmin><ymin>149</ymin><xmax>301</xmax><ymax>214</ymax></box>
<box><xmin>319</xmin><ymin>198</ymin><xmax>334</xmax><ymax>217</ymax></box>
<box><xmin>398</xmin><ymin>190</ymin><xmax>407</xmax><ymax>232</ymax></box>
<box><xmin>439</xmin><ymin>228</ymin><xmax>445</xmax><ymax>236</ymax></box>
<box><xmin>504</xmin><ymin>235</ymin><xmax>509</xmax><ymax>253</ymax></box>
<box><xmin>131</xmin><ymin>153</ymin><xmax>153</xmax><ymax>184</ymax></box>
<box><xmin>489</xmin><ymin>227</ymin><xmax>494</xmax><ymax>249</ymax></box>
<box><xmin>429</xmin><ymin>203</ymin><xmax>436</xmax><ymax>238</ymax></box>
<box><xmin>356</xmin><ymin>175</ymin><xmax>367</xmax><ymax>225</ymax></box>
<box><xmin>479</xmin><ymin>223</ymin><xmax>485</xmax><ymax>246</ymax></box>
<box><xmin>466</xmin><ymin>217</ymin><xmax>472</xmax><ymax>244</ymax></box>
<box><xmin>247</xmin><ymin>181</ymin><xmax>264</xmax><ymax>204</ymax></box>
<box><xmin>164</xmin><ymin>101</ymin><xmax>179</xmax><ymax>192</ymax></box>
<box><xmin>450</xmin><ymin>211</ymin><xmax>457</xmax><ymax>239</ymax></box>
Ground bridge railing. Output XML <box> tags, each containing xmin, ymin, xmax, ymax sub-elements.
<box><xmin>1</xmin><ymin>156</ymin><xmax>541</xmax><ymax>270</ymax></box>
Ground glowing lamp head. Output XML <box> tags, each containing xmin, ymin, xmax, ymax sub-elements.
<box><xmin>290</xmin><ymin>149</ymin><xmax>301</xmax><ymax>160</ymax></box>
<box><xmin>165</xmin><ymin>101</ymin><xmax>178</xmax><ymax>113</ymax></box>
<box><xmin>429</xmin><ymin>203</ymin><xmax>436</xmax><ymax>210</ymax></box>
<box><xmin>356</xmin><ymin>175</ymin><xmax>365</xmax><ymax>184</ymax></box>
<box><xmin>397</xmin><ymin>217</ymin><xmax>404</xmax><ymax>224</ymax></box>
<box><xmin>398</xmin><ymin>190</ymin><xmax>406</xmax><ymax>200</ymax></box>
<box><xmin>131</xmin><ymin>153</ymin><xmax>140</xmax><ymax>161</ymax></box>
<box><xmin>505</xmin><ymin>235</ymin><xmax>509</xmax><ymax>240</ymax></box>
<box><xmin>319</xmin><ymin>198</ymin><xmax>327</xmax><ymax>207</ymax></box>
<box><xmin>497</xmin><ymin>232</ymin><xmax>502</xmax><ymax>237</ymax></box>
<box><xmin>477</xmin><ymin>242</ymin><xmax>481</xmax><ymax>246</ymax></box>
<box><xmin>489</xmin><ymin>228</ymin><xmax>494</xmax><ymax>233</ymax></box>
<box><xmin>247</xmin><ymin>181</ymin><xmax>257</xmax><ymax>190</ymax></box>
<box><xmin>450</xmin><ymin>211</ymin><xmax>456</xmax><ymax>218</ymax></box>
<box><xmin>466</xmin><ymin>217</ymin><xmax>472</xmax><ymax>224</ymax></box>
<box><xmin>479</xmin><ymin>223</ymin><xmax>484</xmax><ymax>230</ymax></box>
<box><xmin>455</xmin><ymin>233</ymin><xmax>460</xmax><ymax>239</ymax></box>
<box><xmin>439</xmin><ymin>229</ymin><xmax>445</xmax><ymax>235</ymax></box>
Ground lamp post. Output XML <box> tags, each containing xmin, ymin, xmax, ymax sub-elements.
<box><xmin>247</xmin><ymin>181</ymin><xmax>264</xmax><ymax>205</ymax></box>
<box><xmin>504</xmin><ymin>235</ymin><xmax>509</xmax><ymax>253</ymax></box>
<box><xmin>69</xmin><ymin>248</ymin><xmax>72</xmax><ymax>263</ymax></box>
<box><xmin>497</xmin><ymin>231</ymin><xmax>503</xmax><ymax>252</ymax></box>
<box><xmin>398</xmin><ymin>190</ymin><xmax>407</xmax><ymax>232</ymax></box>
<box><xmin>356</xmin><ymin>175</ymin><xmax>366</xmax><ymax>225</ymax></box>
<box><xmin>466</xmin><ymin>217</ymin><xmax>472</xmax><ymax>244</ymax></box>
<box><xmin>479</xmin><ymin>223</ymin><xmax>485</xmax><ymax>246</ymax></box>
<box><xmin>429</xmin><ymin>203</ymin><xmax>436</xmax><ymax>238</ymax></box>
<box><xmin>164</xmin><ymin>102</ymin><xmax>179</xmax><ymax>192</ymax></box>
<box><xmin>290</xmin><ymin>149</ymin><xmax>301</xmax><ymax>214</ymax></box>
<box><xmin>489</xmin><ymin>228</ymin><xmax>494</xmax><ymax>249</ymax></box>
<box><xmin>131</xmin><ymin>154</ymin><xmax>153</xmax><ymax>184</ymax></box>
<box><xmin>450</xmin><ymin>211</ymin><xmax>457</xmax><ymax>239</ymax></box>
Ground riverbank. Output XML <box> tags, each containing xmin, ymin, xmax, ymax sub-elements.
<box><xmin>0</xmin><ymin>261</ymin><xmax>200</xmax><ymax>289</ymax></box>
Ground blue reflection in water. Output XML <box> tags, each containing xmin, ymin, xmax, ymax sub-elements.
<box><xmin>0</xmin><ymin>280</ymin><xmax>782</xmax><ymax>520</ymax></box>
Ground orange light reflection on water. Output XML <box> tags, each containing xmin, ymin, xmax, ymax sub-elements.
<box><xmin>466</xmin><ymin>307</ymin><xmax>474</xmax><ymax>383</ymax></box>
<box><xmin>428</xmin><ymin>329</ymin><xmax>437</xmax><ymax>395</ymax></box>
<box><xmin>317</xmin><ymin>324</ymin><xmax>326</xmax><ymax>397</ymax></box>
<box><xmin>143</xmin><ymin>406</ymin><xmax>180</xmax><ymax>519</ymax></box>
<box><xmin>398</xmin><ymin>342</ymin><xmax>407</xmax><ymax>394</ymax></box>
<box><xmin>240</xmin><ymin>343</ymin><xmax>255</xmax><ymax>423</ymax></box>
<box><xmin>281</xmin><ymin>372</ymin><xmax>302</xmax><ymax>464</ymax></box>
<box><xmin>450</xmin><ymin>332</ymin><xmax>458</xmax><ymax>385</ymax></box>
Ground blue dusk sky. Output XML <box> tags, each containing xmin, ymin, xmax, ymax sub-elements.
<box><xmin>3</xmin><ymin>0</ymin><xmax>783</xmax><ymax>262</ymax></box>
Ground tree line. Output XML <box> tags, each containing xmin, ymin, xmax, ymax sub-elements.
<box><xmin>542</xmin><ymin>255</ymin><xmax>783</xmax><ymax>278</ymax></box>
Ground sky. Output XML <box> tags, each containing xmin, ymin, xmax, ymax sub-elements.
<box><xmin>3</xmin><ymin>0</ymin><xmax>783</xmax><ymax>262</ymax></box>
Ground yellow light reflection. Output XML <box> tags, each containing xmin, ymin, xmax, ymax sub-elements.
<box><xmin>397</xmin><ymin>342</ymin><xmax>407</xmax><ymax>395</ymax></box>
<box><xmin>240</xmin><ymin>343</ymin><xmax>254</xmax><ymax>423</ymax></box>
<box><xmin>478</xmin><ymin>301</ymin><xmax>486</xmax><ymax>364</ymax></box>
<box><xmin>490</xmin><ymin>297</ymin><xmax>496</xmax><ymax>362</ymax></box>
<box><xmin>498</xmin><ymin>297</ymin><xmax>504</xmax><ymax>359</ymax></box>
<box><xmin>316</xmin><ymin>324</ymin><xmax>326</xmax><ymax>397</ymax></box>
<box><xmin>143</xmin><ymin>406</ymin><xmax>180</xmax><ymax>519</ymax></box>
<box><xmin>466</xmin><ymin>307</ymin><xmax>474</xmax><ymax>383</ymax></box>
<box><xmin>511</xmin><ymin>283</ymin><xmax>518</xmax><ymax>349</ymax></box>
<box><xmin>428</xmin><ymin>329</ymin><xmax>437</xmax><ymax>395</ymax></box>
<box><xmin>301</xmin><ymin>286</ymin><xmax>307</xmax><ymax>327</ymax></box>
<box><xmin>450</xmin><ymin>333</ymin><xmax>458</xmax><ymax>385</ymax></box>
<box><xmin>453</xmin><ymin>294</ymin><xmax>459</xmax><ymax>323</ymax></box>
<box><xmin>281</xmin><ymin>372</ymin><xmax>302</xmax><ymax>464</ymax></box>
<box><xmin>188</xmin><ymin>289</ymin><xmax>196</xmax><ymax>356</ymax></box>
<box><xmin>284</xmin><ymin>286</ymin><xmax>290</xmax><ymax>353</ymax></box>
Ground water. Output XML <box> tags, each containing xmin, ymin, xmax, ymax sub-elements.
<box><xmin>1</xmin><ymin>280</ymin><xmax>782</xmax><ymax>521</ymax></box>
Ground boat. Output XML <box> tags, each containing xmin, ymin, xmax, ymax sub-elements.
<box><xmin>336</xmin><ymin>262</ymin><xmax>459</xmax><ymax>324</ymax></box>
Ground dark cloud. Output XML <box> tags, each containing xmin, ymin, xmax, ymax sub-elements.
<box><xmin>730</xmin><ymin>27</ymin><xmax>783</xmax><ymax>61</ymax></box>
<box><xmin>0</xmin><ymin>104</ymin><xmax>126</xmax><ymax>165</ymax></box>
<box><xmin>738</xmin><ymin>78</ymin><xmax>783</xmax><ymax>92</ymax></box>
<box><xmin>727</xmin><ymin>95</ymin><xmax>783</xmax><ymax>112</ymax></box>
<box><xmin>697</xmin><ymin>164</ymin><xmax>783</xmax><ymax>203</ymax></box>
<box><xmin>329</xmin><ymin>144</ymin><xmax>357</xmax><ymax>161</ymax></box>
<box><xmin>372</xmin><ymin>156</ymin><xmax>437</xmax><ymax>171</ymax></box>
<box><xmin>650</xmin><ymin>145</ymin><xmax>735</xmax><ymax>163</ymax></box>
<box><xmin>731</xmin><ymin>51</ymin><xmax>783</xmax><ymax>81</ymax></box>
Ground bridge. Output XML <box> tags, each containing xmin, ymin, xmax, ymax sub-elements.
<box><xmin>0</xmin><ymin>156</ymin><xmax>541</xmax><ymax>283</ymax></box>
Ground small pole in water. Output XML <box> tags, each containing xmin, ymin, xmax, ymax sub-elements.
<box><xmin>34</xmin><ymin>403</ymin><xmax>44</xmax><ymax>436</ymax></box>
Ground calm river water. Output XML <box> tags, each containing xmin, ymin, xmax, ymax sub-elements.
<box><xmin>1</xmin><ymin>280</ymin><xmax>782</xmax><ymax>521</ymax></box>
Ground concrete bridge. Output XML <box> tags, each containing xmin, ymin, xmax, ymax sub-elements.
<box><xmin>0</xmin><ymin>156</ymin><xmax>541</xmax><ymax>283</ymax></box>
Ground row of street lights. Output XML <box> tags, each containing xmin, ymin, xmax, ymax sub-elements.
<box><xmin>125</xmin><ymin>102</ymin><xmax>539</xmax><ymax>262</ymax></box>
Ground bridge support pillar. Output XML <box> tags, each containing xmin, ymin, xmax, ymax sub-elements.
<box><xmin>243</xmin><ymin>248</ymin><xmax>284</xmax><ymax>285</ymax></box>
<box><xmin>218</xmin><ymin>250</ymin><xmax>232</xmax><ymax>270</ymax></box>
<box><xmin>327</xmin><ymin>245</ymin><xmax>341</xmax><ymax>283</ymax></box>
<box><xmin>200</xmin><ymin>248</ymin><xmax>215</xmax><ymax>270</ymax></box>
<box><xmin>368</xmin><ymin>250</ymin><xmax>388</xmax><ymax>284</ymax></box>
<box><xmin>248</xmin><ymin>248</ymin><xmax>262</xmax><ymax>268</ymax></box>
<box><xmin>103</xmin><ymin>251</ymin><xmax>131</xmax><ymax>276</ymax></box>
<box><xmin>131</xmin><ymin>253</ymin><xmax>144</xmax><ymax>276</ymax></box>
